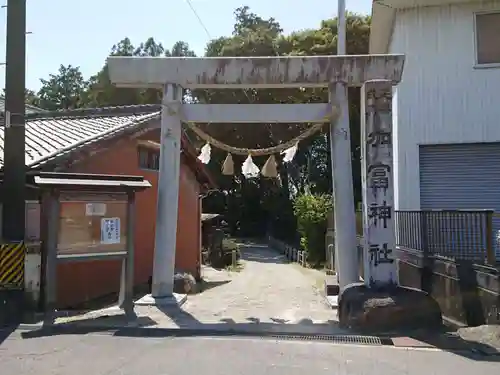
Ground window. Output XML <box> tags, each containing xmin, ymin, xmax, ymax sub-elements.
<box><xmin>475</xmin><ymin>12</ymin><xmax>500</xmax><ymax>66</ymax></box>
<box><xmin>138</xmin><ymin>147</ymin><xmax>160</xmax><ymax>170</ymax></box>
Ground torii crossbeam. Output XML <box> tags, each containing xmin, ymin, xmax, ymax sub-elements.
<box><xmin>109</xmin><ymin>55</ymin><xmax>403</xmax><ymax>89</ymax></box>
<box><xmin>107</xmin><ymin>54</ymin><xmax>405</xmax><ymax>307</ymax></box>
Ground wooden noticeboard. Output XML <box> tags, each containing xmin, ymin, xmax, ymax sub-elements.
<box><xmin>57</xmin><ymin>193</ymin><xmax>128</xmax><ymax>255</ymax></box>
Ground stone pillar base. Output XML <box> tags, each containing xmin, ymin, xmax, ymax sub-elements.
<box><xmin>134</xmin><ymin>293</ymin><xmax>187</xmax><ymax>307</ymax></box>
<box><xmin>338</xmin><ymin>283</ymin><xmax>442</xmax><ymax>333</ymax></box>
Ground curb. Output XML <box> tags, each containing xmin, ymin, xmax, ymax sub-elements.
<box><xmin>13</xmin><ymin>323</ymin><xmax>361</xmax><ymax>340</ymax></box>
<box><xmin>8</xmin><ymin>323</ymin><xmax>499</xmax><ymax>354</ymax></box>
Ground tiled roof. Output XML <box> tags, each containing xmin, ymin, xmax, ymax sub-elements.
<box><xmin>0</xmin><ymin>105</ymin><xmax>162</xmax><ymax>169</ymax></box>
<box><xmin>0</xmin><ymin>97</ymin><xmax>47</xmax><ymax>114</ymax></box>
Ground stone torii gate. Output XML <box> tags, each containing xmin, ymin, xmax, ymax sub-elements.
<box><xmin>107</xmin><ymin>55</ymin><xmax>407</xmax><ymax>323</ymax></box>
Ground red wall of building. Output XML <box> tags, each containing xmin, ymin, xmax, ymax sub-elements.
<box><xmin>55</xmin><ymin>133</ymin><xmax>201</xmax><ymax>308</ymax></box>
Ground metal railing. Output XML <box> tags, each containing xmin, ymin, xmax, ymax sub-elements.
<box><xmin>395</xmin><ymin>210</ymin><xmax>497</xmax><ymax>264</ymax></box>
<box><xmin>324</xmin><ymin>231</ymin><xmax>364</xmax><ymax>279</ymax></box>
<box><xmin>268</xmin><ymin>236</ymin><xmax>308</xmax><ymax>266</ymax></box>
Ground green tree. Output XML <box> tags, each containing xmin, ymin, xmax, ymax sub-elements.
<box><xmin>24</xmin><ymin>89</ymin><xmax>40</xmax><ymax>107</ymax></box>
<box><xmin>1</xmin><ymin>88</ymin><xmax>40</xmax><ymax>108</ymax></box>
<box><xmin>167</xmin><ymin>41</ymin><xmax>196</xmax><ymax>57</ymax></box>
<box><xmin>36</xmin><ymin>65</ymin><xmax>88</xmax><ymax>110</ymax></box>
<box><xmin>28</xmin><ymin>7</ymin><xmax>371</xmax><ymax>242</ymax></box>
<box><xmin>189</xmin><ymin>8</ymin><xmax>370</xmax><ymax>238</ymax></box>
<box><xmin>85</xmin><ymin>37</ymin><xmax>196</xmax><ymax>107</ymax></box>
<box><xmin>293</xmin><ymin>193</ymin><xmax>332</xmax><ymax>263</ymax></box>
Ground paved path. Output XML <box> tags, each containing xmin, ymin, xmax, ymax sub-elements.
<box><xmin>50</xmin><ymin>243</ymin><xmax>340</xmax><ymax>333</ymax></box>
<box><xmin>3</xmin><ymin>331</ymin><xmax>500</xmax><ymax>375</ymax></box>
<box><xmin>181</xmin><ymin>243</ymin><xmax>335</xmax><ymax>324</ymax></box>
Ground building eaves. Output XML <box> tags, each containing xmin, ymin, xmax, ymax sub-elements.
<box><xmin>0</xmin><ymin>97</ymin><xmax>47</xmax><ymax>114</ymax></box>
<box><xmin>370</xmin><ymin>0</ymin><xmax>479</xmax><ymax>54</ymax></box>
<box><xmin>370</xmin><ymin>1</ymin><xmax>397</xmax><ymax>54</ymax></box>
<box><xmin>0</xmin><ymin>104</ymin><xmax>161</xmax><ymax>169</ymax></box>
<box><xmin>137</xmin><ymin>137</ymin><xmax>218</xmax><ymax>189</ymax></box>
<box><xmin>0</xmin><ymin>103</ymin><xmax>216</xmax><ymax>189</ymax></box>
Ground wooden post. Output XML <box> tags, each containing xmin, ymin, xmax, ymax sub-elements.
<box><xmin>2</xmin><ymin>0</ymin><xmax>27</xmax><ymax>242</ymax></box>
<box><xmin>43</xmin><ymin>191</ymin><xmax>60</xmax><ymax>325</ymax></box>
<box><xmin>119</xmin><ymin>192</ymin><xmax>136</xmax><ymax>315</ymax></box>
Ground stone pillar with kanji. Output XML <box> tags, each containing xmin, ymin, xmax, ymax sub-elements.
<box><xmin>338</xmin><ymin>79</ymin><xmax>442</xmax><ymax>331</ymax></box>
<box><xmin>360</xmin><ymin>79</ymin><xmax>398</xmax><ymax>287</ymax></box>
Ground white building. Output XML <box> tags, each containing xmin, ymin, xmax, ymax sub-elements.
<box><xmin>370</xmin><ymin>0</ymin><xmax>500</xmax><ymax>213</ymax></box>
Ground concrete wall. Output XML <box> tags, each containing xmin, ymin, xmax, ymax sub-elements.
<box><xmin>55</xmin><ymin>130</ymin><xmax>202</xmax><ymax>308</ymax></box>
<box><xmin>389</xmin><ymin>1</ymin><xmax>500</xmax><ymax>209</ymax></box>
<box><xmin>396</xmin><ymin>247</ymin><xmax>500</xmax><ymax>326</ymax></box>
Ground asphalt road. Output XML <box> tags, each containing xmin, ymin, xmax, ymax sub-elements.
<box><xmin>1</xmin><ymin>330</ymin><xmax>499</xmax><ymax>375</ymax></box>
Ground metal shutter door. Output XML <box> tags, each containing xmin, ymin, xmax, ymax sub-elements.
<box><xmin>420</xmin><ymin>143</ymin><xmax>500</xmax><ymax>210</ymax></box>
<box><xmin>419</xmin><ymin>143</ymin><xmax>500</xmax><ymax>259</ymax></box>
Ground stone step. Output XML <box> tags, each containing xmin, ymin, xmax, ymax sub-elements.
<box><xmin>326</xmin><ymin>295</ymin><xmax>339</xmax><ymax>309</ymax></box>
<box><xmin>324</xmin><ymin>275</ymin><xmax>340</xmax><ymax>296</ymax></box>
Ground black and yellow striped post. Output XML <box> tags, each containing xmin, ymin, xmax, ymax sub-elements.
<box><xmin>0</xmin><ymin>241</ymin><xmax>26</xmax><ymax>289</ymax></box>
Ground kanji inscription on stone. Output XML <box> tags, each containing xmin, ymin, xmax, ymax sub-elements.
<box><xmin>361</xmin><ymin>80</ymin><xmax>397</xmax><ymax>286</ymax></box>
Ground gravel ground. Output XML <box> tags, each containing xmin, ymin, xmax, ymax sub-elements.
<box><xmin>49</xmin><ymin>243</ymin><xmax>339</xmax><ymax>332</ymax></box>
<box><xmin>179</xmin><ymin>243</ymin><xmax>335</xmax><ymax>324</ymax></box>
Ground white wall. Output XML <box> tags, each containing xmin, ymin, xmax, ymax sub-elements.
<box><xmin>390</xmin><ymin>1</ymin><xmax>500</xmax><ymax>209</ymax></box>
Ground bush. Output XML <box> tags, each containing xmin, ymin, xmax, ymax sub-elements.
<box><xmin>222</xmin><ymin>238</ymin><xmax>239</xmax><ymax>253</ymax></box>
<box><xmin>293</xmin><ymin>193</ymin><xmax>332</xmax><ymax>263</ymax></box>
<box><xmin>221</xmin><ymin>238</ymin><xmax>241</xmax><ymax>266</ymax></box>
<box><xmin>208</xmin><ymin>238</ymin><xmax>241</xmax><ymax>269</ymax></box>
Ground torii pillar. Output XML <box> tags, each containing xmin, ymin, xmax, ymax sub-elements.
<box><xmin>107</xmin><ymin>55</ymin><xmax>407</xmax><ymax>316</ymax></box>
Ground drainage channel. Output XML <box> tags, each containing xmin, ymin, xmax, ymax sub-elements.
<box><xmin>257</xmin><ymin>333</ymin><xmax>394</xmax><ymax>346</ymax></box>
<box><xmin>162</xmin><ymin>329</ymin><xmax>394</xmax><ymax>346</ymax></box>
<box><xmin>18</xmin><ymin>324</ymin><xmax>394</xmax><ymax>346</ymax></box>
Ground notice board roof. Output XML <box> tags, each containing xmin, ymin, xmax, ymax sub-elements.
<box><xmin>34</xmin><ymin>172</ymin><xmax>151</xmax><ymax>192</ymax></box>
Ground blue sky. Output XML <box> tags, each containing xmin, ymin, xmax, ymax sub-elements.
<box><xmin>0</xmin><ymin>0</ymin><xmax>372</xmax><ymax>91</ymax></box>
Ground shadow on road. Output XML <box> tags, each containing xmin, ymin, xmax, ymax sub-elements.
<box><xmin>199</xmin><ymin>280</ymin><xmax>231</xmax><ymax>292</ymax></box>
<box><xmin>5</xmin><ymin>242</ymin><xmax>500</xmax><ymax>362</ymax></box>
<box><xmin>239</xmin><ymin>245</ymin><xmax>287</xmax><ymax>264</ymax></box>
<box><xmin>10</xmin><ymin>302</ymin><xmax>499</xmax><ymax>363</ymax></box>
<box><xmin>242</xmin><ymin>251</ymin><xmax>285</xmax><ymax>264</ymax></box>
<box><xmin>405</xmin><ymin>330</ymin><xmax>500</xmax><ymax>362</ymax></box>
<box><xmin>18</xmin><ymin>302</ymin><xmax>344</xmax><ymax>341</ymax></box>
<box><xmin>0</xmin><ymin>325</ymin><xmax>17</xmax><ymax>346</ymax></box>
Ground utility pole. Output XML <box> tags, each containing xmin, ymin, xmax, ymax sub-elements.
<box><xmin>2</xmin><ymin>0</ymin><xmax>27</xmax><ymax>242</ymax></box>
<box><xmin>330</xmin><ymin>0</ymin><xmax>359</xmax><ymax>289</ymax></box>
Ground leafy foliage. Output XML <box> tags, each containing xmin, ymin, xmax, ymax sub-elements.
<box><xmin>293</xmin><ymin>193</ymin><xmax>332</xmax><ymax>263</ymax></box>
<box><xmin>222</xmin><ymin>238</ymin><xmax>239</xmax><ymax>253</ymax></box>
<box><xmin>37</xmin><ymin>65</ymin><xmax>88</xmax><ymax>110</ymax></box>
<box><xmin>26</xmin><ymin>7</ymin><xmax>371</xmax><ymax>244</ymax></box>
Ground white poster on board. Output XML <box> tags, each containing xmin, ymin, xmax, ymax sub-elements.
<box><xmin>100</xmin><ymin>217</ymin><xmax>121</xmax><ymax>244</ymax></box>
<box><xmin>86</xmin><ymin>203</ymin><xmax>106</xmax><ymax>216</ymax></box>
